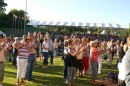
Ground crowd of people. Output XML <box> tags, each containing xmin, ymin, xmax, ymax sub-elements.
<box><xmin>0</xmin><ymin>31</ymin><xmax>130</xmax><ymax>86</ymax></box>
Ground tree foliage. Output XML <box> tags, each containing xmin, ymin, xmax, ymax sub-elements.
<box><xmin>8</xmin><ymin>9</ymin><xmax>27</xmax><ymax>28</ymax></box>
<box><xmin>0</xmin><ymin>9</ymin><xmax>28</xmax><ymax>28</ymax></box>
<box><xmin>97</xmin><ymin>28</ymin><xmax>103</xmax><ymax>34</ymax></box>
<box><xmin>0</xmin><ymin>0</ymin><xmax>7</xmax><ymax>13</ymax></box>
<box><xmin>0</xmin><ymin>13</ymin><xmax>9</xmax><ymax>27</ymax></box>
<box><xmin>120</xmin><ymin>29</ymin><xmax>129</xmax><ymax>39</ymax></box>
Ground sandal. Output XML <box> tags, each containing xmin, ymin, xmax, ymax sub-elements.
<box><xmin>20</xmin><ymin>81</ymin><xmax>25</xmax><ymax>84</ymax></box>
<box><xmin>16</xmin><ymin>82</ymin><xmax>21</xmax><ymax>86</ymax></box>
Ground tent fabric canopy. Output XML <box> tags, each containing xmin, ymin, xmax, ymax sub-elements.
<box><xmin>0</xmin><ymin>31</ymin><xmax>6</xmax><ymax>37</ymax></box>
<box><xmin>27</xmin><ymin>21</ymin><xmax>123</xmax><ymax>28</ymax></box>
<box><xmin>100</xmin><ymin>30</ymin><xmax>107</xmax><ymax>34</ymax></box>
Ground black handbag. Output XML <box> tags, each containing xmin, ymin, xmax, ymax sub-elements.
<box><xmin>103</xmin><ymin>55</ymin><xmax>107</xmax><ymax>60</ymax></box>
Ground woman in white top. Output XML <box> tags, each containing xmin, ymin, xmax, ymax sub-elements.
<box><xmin>42</xmin><ymin>37</ymin><xmax>49</xmax><ymax>68</ymax></box>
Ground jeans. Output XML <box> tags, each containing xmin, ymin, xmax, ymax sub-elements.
<box><xmin>64</xmin><ymin>61</ymin><xmax>67</xmax><ymax>79</ymax></box>
<box><xmin>112</xmin><ymin>51</ymin><xmax>114</xmax><ymax>60</ymax></box>
<box><xmin>49</xmin><ymin>51</ymin><xmax>54</xmax><ymax>65</ymax></box>
<box><xmin>26</xmin><ymin>54</ymin><xmax>35</xmax><ymax>80</ymax></box>
<box><xmin>63</xmin><ymin>54</ymin><xmax>68</xmax><ymax>79</ymax></box>
<box><xmin>90</xmin><ymin>60</ymin><xmax>98</xmax><ymax>80</ymax></box>
<box><xmin>42</xmin><ymin>52</ymin><xmax>49</xmax><ymax>66</ymax></box>
<box><xmin>107</xmin><ymin>53</ymin><xmax>112</xmax><ymax>66</ymax></box>
<box><xmin>12</xmin><ymin>54</ymin><xmax>17</xmax><ymax>67</ymax></box>
<box><xmin>67</xmin><ymin>67</ymin><xmax>76</xmax><ymax>82</ymax></box>
<box><xmin>54</xmin><ymin>48</ymin><xmax>58</xmax><ymax>56</ymax></box>
<box><xmin>8</xmin><ymin>50</ymin><xmax>13</xmax><ymax>62</ymax></box>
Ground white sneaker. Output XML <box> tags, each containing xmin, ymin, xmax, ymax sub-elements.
<box><xmin>43</xmin><ymin>65</ymin><xmax>48</xmax><ymax>68</ymax></box>
<box><xmin>42</xmin><ymin>66</ymin><xmax>46</xmax><ymax>68</ymax></box>
<box><xmin>98</xmin><ymin>72</ymin><xmax>101</xmax><ymax>74</ymax></box>
<box><xmin>64</xmin><ymin>80</ymin><xmax>68</xmax><ymax>84</ymax></box>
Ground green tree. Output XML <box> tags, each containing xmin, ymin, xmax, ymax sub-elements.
<box><xmin>97</xmin><ymin>28</ymin><xmax>103</xmax><ymax>34</ymax></box>
<box><xmin>0</xmin><ymin>9</ymin><xmax>29</xmax><ymax>29</ymax></box>
<box><xmin>128</xmin><ymin>28</ymin><xmax>130</xmax><ymax>36</ymax></box>
<box><xmin>7</xmin><ymin>9</ymin><xmax>29</xmax><ymax>29</ymax></box>
<box><xmin>88</xmin><ymin>27</ymin><xmax>94</xmax><ymax>34</ymax></box>
<box><xmin>0</xmin><ymin>13</ymin><xmax>9</xmax><ymax>28</ymax></box>
<box><xmin>8</xmin><ymin>9</ymin><xmax>25</xmax><ymax>17</ymax></box>
<box><xmin>120</xmin><ymin>29</ymin><xmax>129</xmax><ymax>39</ymax></box>
<box><xmin>0</xmin><ymin>0</ymin><xmax>7</xmax><ymax>13</ymax></box>
<box><xmin>60</xmin><ymin>27</ymin><xmax>69</xmax><ymax>34</ymax></box>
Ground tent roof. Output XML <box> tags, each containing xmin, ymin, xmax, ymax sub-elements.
<box><xmin>27</xmin><ymin>21</ymin><xmax>124</xmax><ymax>28</ymax></box>
<box><xmin>0</xmin><ymin>31</ymin><xmax>6</xmax><ymax>37</ymax></box>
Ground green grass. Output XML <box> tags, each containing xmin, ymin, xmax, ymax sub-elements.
<box><xmin>3</xmin><ymin>56</ymin><xmax>118</xmax><ymax>86</ymax></box>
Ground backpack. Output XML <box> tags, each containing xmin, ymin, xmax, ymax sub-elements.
<box><xmin>108</xmin><ymin>72</ymin><xmax>118</xmax><ymax>83</ymax></box>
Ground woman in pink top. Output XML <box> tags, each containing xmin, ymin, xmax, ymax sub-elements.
<box><xmin>0</xmin><ymin>35</ymin><xmax>12</xmax><ymax>86</ymax></box>
<box><xmin>90</xmin><ymin>40</ymin><xmax>102</xmax><ymax>82</ymax></box>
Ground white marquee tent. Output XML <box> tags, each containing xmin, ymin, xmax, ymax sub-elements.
<box><xmin>100</xmin><ymin>30</ymin><xmax>108</xmax><ymax>34</ymax></box>
<box><xmin>0</xmin><ymin>31</ymin><xmax>6</xmax><ymax>37</ymax></box>
<box><xmin>27</xmin><ymin>21</ymin><xmax>124</xmax><ymax>29</ymax></box>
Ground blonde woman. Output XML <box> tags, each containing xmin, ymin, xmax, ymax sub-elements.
<box><xmin>16</xmin><ymin>38</ymin><xmax>30</xmax><ymax>85</ymax></box>
<box><xmin>81</xmin><ymin>37</ymin><xmax>90</xmax><ymax>76</ymax></box>
<box><xmin>12</xmin><ymin>37</ymin><xmax>20</xmax><ymax>67</ymax></box>
<box><xmin>106</xmin><ymin>40</ymin><xmax>113</xmax><ymax>68</ymax></box>
<box><xmin>75</xmin><ymin>38</ymin><xmax>83</xmax><ymax>77</ymax></box>
<box><xmin>90</xmin><ymin>40</ymin><xmax>103</xmax><ymax>83</ymax></box>
<box><xmin>53</xmin><ymin>38</ymin><xmax>59</xmax><ymax>57</ymax></box>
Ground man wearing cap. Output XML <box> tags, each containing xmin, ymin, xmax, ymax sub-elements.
<box><xmin>26</xmin><ymin>34</ymin><xmax>37</xmax><ymax>81</ymax></box>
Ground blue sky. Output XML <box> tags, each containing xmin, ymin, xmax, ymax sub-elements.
<box><xmin>5</xmin><ymin>0</ymin><xmax>130</xmax><ymax>28</ymax></box>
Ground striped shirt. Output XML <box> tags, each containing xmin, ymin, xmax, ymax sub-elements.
<box><xmin>17</xmin><ymin>47</ymin><xmax>29</xmax><ymax>59</ymax></box>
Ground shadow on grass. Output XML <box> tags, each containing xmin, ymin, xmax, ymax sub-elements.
<box><xmin>4</xmin><ymin>71</ymin><xmax>17</xmax><ymax>78</ymax></box>
<box><xmin>31</xmin><ymin>74</ymin><xmax>95</xmax><ymax>86</ymax></box>
<box><xmin>3</xmin><ymin>57</ymin><xmax>118</xmax><ymax>86</ymax></box>
<box><xmin>2</xmin><ymin>83</ymin><xmax>15</xmax><ymax>86</ymax></box>
<box><xmin>29</xmin><ymin>63</ymin><xmax>95</xmax><ymax>86</ymax></box>
<box><xmin>32</xmin><ymin>64</ymin><xmax>65</xmax><ymax>86</ymax></box>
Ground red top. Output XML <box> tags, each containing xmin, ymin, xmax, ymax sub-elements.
<box><xmin>90</xmin><ymin>47</ymin><xmax>98</xmax><ymax>63</ymax></box>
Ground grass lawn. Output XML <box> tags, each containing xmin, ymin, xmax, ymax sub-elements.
<box><xmin>3</xmin><ymin>56</ymin><xmax>118</xmax><ymax>86</ymax></box>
